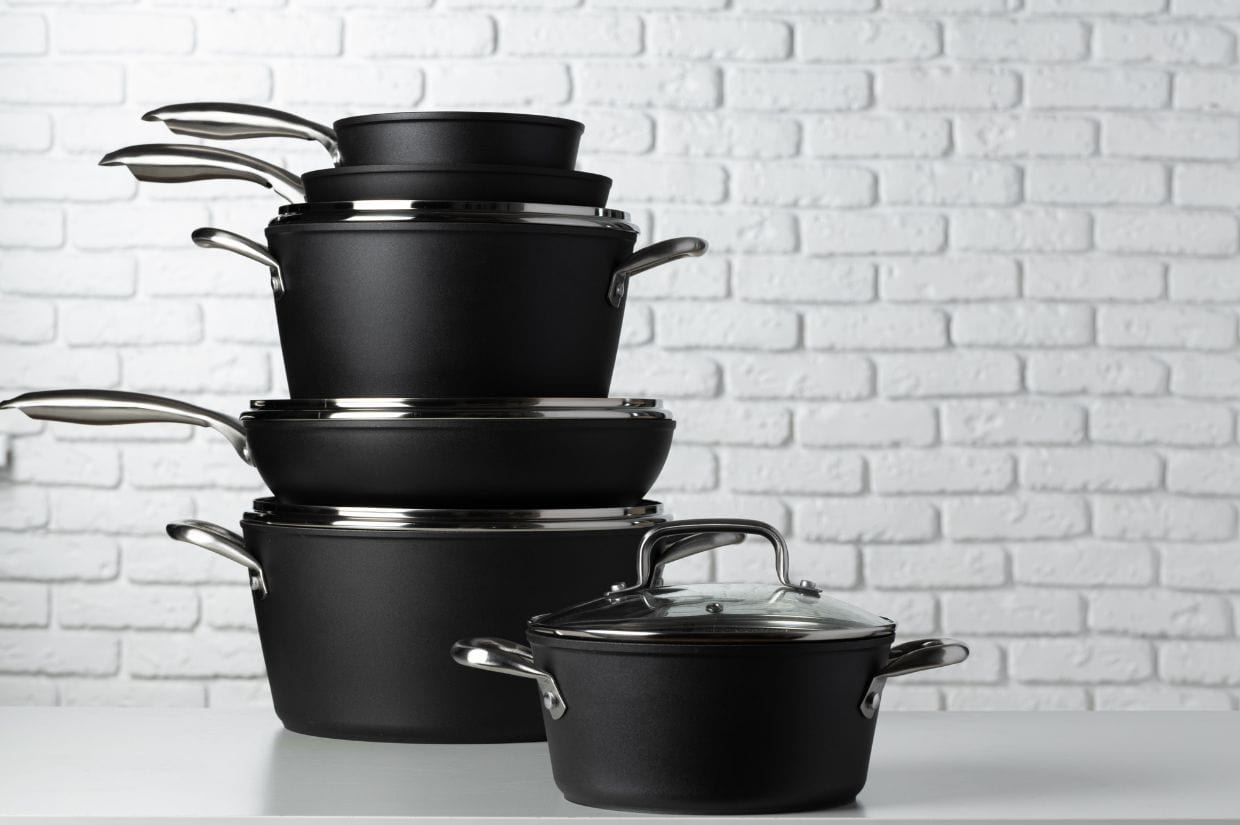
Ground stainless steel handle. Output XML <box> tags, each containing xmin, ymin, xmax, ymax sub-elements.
<box><xmin>613</xmin><ymin>519</ymin><xmax>811</xmax><ymax>596</ymax></box>
<box><xmin>451</xmin><ymin>638</ymin><xmax>566</xmax><ymax>720</ymax></box>
<box><xmin>191</xmin><ymin>227</ymin><xmax>284</xmax><ymax>298</ymax></box>
<box><xmin>166</xmin><ymin>520</ymin><xmax>268</xmax><ymax>598</ymax></box>
<box><xmin>143</xmin><ymin>102</ymin><xmax>340</xmax><ymax>164</ymax></box>
<box><xmin>607</xmin><ymin>237</ymin><xmax>708</xmax><ymax>308</ymax></box>
<box><xmin>860</xmin><ymin>638</ymin><xmax>970</xmax><ymax>719</ymax></box>
<box><xmin>99</xmin><ymin>143</ymin><xmax>305</xmax><ymax>203</ymax></box>
<box><xmin>0</xmin><ymin>390</ymin><xmax>250</xmax><ymax>465</ymax></box>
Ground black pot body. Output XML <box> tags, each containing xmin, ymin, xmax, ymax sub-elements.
<box><xmin>529</xmin><ymin>633</ymin><xmax>892</xmax><ymax>814</ymax></box>
<box><xmin>243</xmin><ymin>417</ymin><xmax>674</xmax><ymax>508</ymax></box>
<box><xmin>301</xmin><ymin>165</ymin><xmax>611</xmax><ymax>207</ymax></box>
<box><xmin>334</xmin><ymin>112</ymin><xmax>583</xmax><ymax>168</ymax></box>
<box><xmin>241</xmin><ymin>521</ymin><xmax>648</xmax><ymax>743</ymax></box>
<box><xmin>264</xmin><ymin>222</ymin><xmax>636</xmax><ymax>398</ymax></box>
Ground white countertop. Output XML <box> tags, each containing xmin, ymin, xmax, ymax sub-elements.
<box><xmin>0</xmin><ymin>707</ymin><xmax>1235</xmax><ymax>823</ymax></box>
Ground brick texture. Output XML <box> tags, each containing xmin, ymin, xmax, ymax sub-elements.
<box><xmin>0</xmin><ymin>4</ymin><xmax>1237</xmax><ymax>713</ymax></box>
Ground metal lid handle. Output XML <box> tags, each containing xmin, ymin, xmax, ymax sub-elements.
<box><xmin>607</xmin><ymin>237</ymin><xmax>707</xmax><ymax>308</ymax></box>
<box><xmin>144</xmin><ymin>102</ymin><xmax>340</xmax><ymax>164</ymax></box>
<box><xmin>166</xmin><ymin>520</ymin><xmax>267</xmax><ymax>598</ymax></box>
<box><xmin>0</xmin><ymin>389</ymin><xmax>250</xmax><ymax>465</ymax></box>
<box><xmin>451</xmin><ymin>638</ymin><xmax>566</xmax><ymax>720</ymax></box>
<box><xmin>99</xmin><ymin>143</ymin><xmax>305</xmax><ymax>203</ymax></box>
<box><xmin>192</xmin><ymin>227</ymin><xmax>284</xmax><ymax>297</ymax></box>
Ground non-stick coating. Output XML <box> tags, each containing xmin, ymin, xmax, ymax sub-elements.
<box><xmin>333</xmin><ymin>112</ymin><xmax>583</xmax><ymax>168</ymax></box>
<box><xmin>243</xmin><ymin>417</ymin><xmax>674</xmax><ymax>508</ymax></box>
<box><xmin>300</xmin><ymin>165</ymin><xmax>611</xmax><ymax>206</ymax></box>
<box><xmin>264</xmin><ymin>221</ymin><xmax>637</xmax><ymax>398</ymax></box>
<box><xmin>242</xmin><ymin>521</ymin><xmax>645</xmax><ymax>743</ymax></box>
<box><xmin>529</xmin><ymin>634</ymin><xmax>890</xmax><ymax>814</ymax></box>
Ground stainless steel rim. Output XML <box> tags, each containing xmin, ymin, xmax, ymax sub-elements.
<box><xmin>243</xmin><ymin>397</ymin><xmax>670</xmax><ymax>422</ymax></box>
<box><xmin>527</xmin><ymin>624</ymin><xmax>897</xmax><ymax>644</ymax></box>
<box><xmin>244</xmin><ymin>498</ymin><xmax>666</xmax><ymax>531</ymax></box>
<box><xmin>271</xmin><ymin>200</ymin><xmax>637</xmax><ymax>232</ymax></box>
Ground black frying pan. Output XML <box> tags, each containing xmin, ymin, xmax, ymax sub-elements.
<box><xmin>0</xmin><ymin>391</ymin><xmax>675</xmax><ymax>508</ymax></box>
<box><xmin>142</xmin><ymin>102</ymin><xmax>584</xmax><ymax>168</ymax></box>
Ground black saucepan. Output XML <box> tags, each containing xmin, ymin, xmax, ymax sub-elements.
<box><xmin>99</xmin><ymin>145</ymin><xmax>611</xmax><ymax>206</ymax></box>
<box><xmin>454</xmin><ymin>519</ymin><xmax>969</xmax><ymax>815</ymax></box>
<box><xmin>142</xmin><ymin>102</ymin><xmax>585</xmax><ymax>168</ymax></box>
<box><xmin>190</xmin><ymin>205</ymin><xmax>702</xmax><ymax>399</ymax></box>
<box><xmin>0</xmin><ymin>391</ymin><xmax>675</xmax><ymax>508</ymax></box>
<box><xmin>165</xmin><ymin>503</ymin><xmax>744</xmax><ymax>743</ymax></box>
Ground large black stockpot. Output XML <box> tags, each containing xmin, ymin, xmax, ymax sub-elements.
<box><xmin>143</xmin><ymin>102</ymin><xmax>585</xmax><ymax>168</ymax></box>
<box><xmin>165</xmin><ymin>502</ymin><xmax>741</xmax><ymax>743</ymax></box>
<box><xmin>455</xmin><ymin>519</ymin><xmax>969</xmax><ymax>815</ymax></box>
<box><xmin>0</xmin><ymin>391</ymin><xmax>675</xmax><ymax>508</ymax></box>
<box><xmin>193</xmin><ymin>202</ymin><xmax>705</xmax><ymax>399</ymax></box>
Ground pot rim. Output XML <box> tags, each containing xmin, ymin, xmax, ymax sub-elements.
<box><xmin>270</xmin><ymin>200</ymin><xmax>637</xmax><ymax>232</ymax></box>
<box><xmin>243</xmin><ymin>497</ymin><xmax>667</xmax><ymax>532</ymax></box>
<box><xmin>334</xmin><ymin>111</ymin><xmax>584</xmax><ymax>131</ymax></box>
<box><xmin>241</xmin><ymin>398</ymin><xmax>669</xmax><ymax>422</ymax></box>
<box><xmin>301</xmin><ymin>164</ymin><xmax>610</xmax><ymax>184</ymax></box>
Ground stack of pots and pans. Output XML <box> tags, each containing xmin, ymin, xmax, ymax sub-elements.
<box><xmin>4</xmin><ymin>104</ymin><xmax>710</xmax><ymax>744</ymax></box>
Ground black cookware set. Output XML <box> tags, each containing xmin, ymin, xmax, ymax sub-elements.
<box><xmin>2</xmin><ymin>103</ymin><xmax>968</xmax><ymax>814</ymax></box>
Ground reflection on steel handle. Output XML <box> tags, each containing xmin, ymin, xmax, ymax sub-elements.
<box><xmin>166</xmin><ymin>520</ymin><xmax>268</xmax><ymax>598</ymax></box>
<box><xmin>451</xmin><ymin>638</ymin><xmax>566</xmax><ymax>720</ymax></box>
<box><xmin>860</xmin><ymin>638</ymin><xmax>970</xmax><ymax>719</ymax></box>
<box><xmin>144</xmin><ymin>102</ymin><xmax>340</xmax><ymax>164</ymax></box>
<box><xmin>99</xmin><ymin>143</ymin><xmax>305</xmax><ymax>203</ymax></box>
<box><xmin>0</xmin><ymin>389</ymin><xmax>250</xmax><ymax>465</ymax></box>
<box><xmin>192</xmin><ymin>227</ymin><xmax>284</xmax><ymax>298</ymax></box>
<box><xmin>615</xmin><ymin>519</ymin><xmax>810</xmax><ymax>597</ymax></box>
<box><xmin>607</xmin><ymin>237</ymin><xmax>707</xmax><ymax>308</ymax></box>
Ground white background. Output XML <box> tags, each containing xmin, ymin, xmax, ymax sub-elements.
<box><xmin>1</xmin><ymin>0</ymin><xmax>1239</xmax><ymax>711</ymax></box>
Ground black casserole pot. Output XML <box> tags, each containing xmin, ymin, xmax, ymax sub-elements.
<box><xmin>142</xmin><ymin>102</ymin><xmax>585</xmax><ymax>168</ymax></box>
<box><xmin>192</xmin><ymin>202</ymin><xmax>704</xmax><ymax>398</ymax></box>
<box><xmin>163</xmin><ymin>501</ymin><xmax>742</xmax><ymax>744</ymax></box>
<box><xmin>0</xmin><ymin>391</ymin><xmax>675</xmax><ymax>508</ymax></box>
<box><xmin>454</xmin><ymin>519</ymin><xmax>969</xmax><ymax>815</ymax></box>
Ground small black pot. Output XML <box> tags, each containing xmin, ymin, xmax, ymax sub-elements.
<box><xmin>300</xmin><ymin>164</ymin><xmax>611</xmax><ymax>206</ymax></box>
<box><xmin>0</xmin><ymin>391</ymin><xmax>675</xmax><ymax>508</ymax></box>
<box><xmin>454</xmin><ymin>519</ymin><xmax>969</xmax><ymax>815</ymax></box>
<box><xmin>143</xmin><ymin>102</ymin><xmax>585</xmax><ymax>168</ymax></box>
<box><xmin>165</xmin><ymin>501</ymin><xmax>684</xmax><ymax>743</ymax></box>
<box><xmin>193</xmin><ymin>204</ymin><xmax>704</xmax><ymax>399</ymax></box>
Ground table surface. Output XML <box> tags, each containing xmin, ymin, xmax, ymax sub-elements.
<box><xmin>0</xmin><ymin>707</ymin><xmax>1236</xmax><ymax>823</ymax></box>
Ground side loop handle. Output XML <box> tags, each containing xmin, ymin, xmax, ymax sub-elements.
<box><xmin>451</xmin><ymin>638</ymin><xmax>566</xmax><ymax>720</ymax></box>
<box><xmin>860</xmin><ymin>638</ymin><xmax>970</xmax><ymax>719</ymax></box>
<box><xmin>607</xmin><ymin>237</ymin><xmax>707</xmax><ymax>308</ymax></box>
<box><xmin>192</xmin><ymin>227</ymin><xmax>285</xmax><ymax>298</ymax></box>
<box><xmin>166</xmin><ymin>520</ymin><xmax>268</xmax><ymax>598</ymax></box>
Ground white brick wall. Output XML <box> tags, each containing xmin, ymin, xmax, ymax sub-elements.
<box><xmin>0</xmin><ymin>1</ymin><xmax>1237</xmax><ymax>713</ymax></box>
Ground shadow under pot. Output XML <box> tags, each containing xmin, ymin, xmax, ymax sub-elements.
<box><xmin>0</xmin><ymin>391</ymin><xmax>674</xmax><ymax>508</ymax></box>
<box><xmin>165</xmin><ymin>500</ymin><xmax>742</xmax><ymax>744</ymax></box>
<box><xmin>195</xmin><ymin>203</ymin><xmax>705</xmax><ymax>398</ymax></box>
<box><xmin>142</xmin><ymin>102</ymin><xmax>586</xmax><ymax>168</ymax></box>
<box><xmin>454</xmin><ymin>519</ymin><xmax>970</xmax><ymax>815</ymax></box>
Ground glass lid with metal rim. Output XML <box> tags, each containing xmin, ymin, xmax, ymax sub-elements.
<box><xmin>241</xmin><ymin>397</ymin><xmax>669</xmax><ymax>421</ymax></box>
<box><xmin>244</xmin><ymin>497</ymin><xmax>666</xmax><ymax>532</ymax></box>
<box><xmin>271</xmin><ymin>200</ymin><xmax>638</xmax><ymax>232</ymax></box>
<box><xmin>529</xmin><ymin>519</ymin><xmax>896</xmax><ymax>643</ymax></box>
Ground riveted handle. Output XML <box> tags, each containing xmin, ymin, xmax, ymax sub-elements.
<box><xmin>451</xmin><ymin>638</ymin><xmax>566</xmax><ymax>720</ymax></box>
<box><xmin>192</xmin><ymin>227</ymin><xmax>284</xmax><ymax>298</ymax></box>
<box><xmin>607</xmin><ymin>237</ymin><xmax>707</xmax><ymax>308</ymax></box>
<box><xmin>144</xmin><ymin>102</ymin><xmax>340</xmax><ymax>164</ymax></box>
<box><xmin>0</xmin><ymin>389</ymin><xmax>250</xmax><ymax>465</ymax></box>
<box><xmin>860</xmin><ymin>638</ymin><xmax>970</xmax><ymax>719</ymax></box>
<box><xmin>613</xmin><ymin>519</ymin><xmax>811</xmax><ymax>596</ymax></box>
<box><xmin>166</xmin><ymin>520</ymin><xmax>267</xmax><ymax>598</ymax></box>
<box><xmin>100</xmin><ymin>143</ymin><xmax>305</xmax><ymax>203</ymax></box>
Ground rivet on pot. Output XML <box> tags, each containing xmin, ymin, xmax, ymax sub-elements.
<box><xmin>706</xmin><ymin>602</ymin><xmax>723</xmax><ymax>614</ymax></box>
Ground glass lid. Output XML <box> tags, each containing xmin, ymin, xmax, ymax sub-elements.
<box><xmin>241</xmin><ymin>397</ymin><xmax>669</xmax><ymax>421</ymax></box>
<box><xmin>529</xmin><ymin>519</ymin><xmax>895</xmax><ymax>643</ymax></box>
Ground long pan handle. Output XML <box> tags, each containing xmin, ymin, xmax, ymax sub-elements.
<box><xmin>607</xmin><ymin>237</ymin><xmax>708</xmax><ymax>307</ymax></box>
<box><xmin>144</xmin><ymin>102</ymin><xmax>340</xmax><ymax>164</ymax></box>
<box><xmin>166</xmin><ymin>521</ymin><xmax>267</xmax><ymax>598</ymax></box>
<box><xmin>0</xmin><ymin>389</ymin><xmax>251</xmax><ymax>465</ymax></box>
<box><xmin>99</xmin><ymin>143</ymin><xmax>305</xmax><ymax>204</ymax></box>
<box><xmin>192</xmin><ymin>227</ymin><xmax>284</xmax><ymax>298</ymax></box>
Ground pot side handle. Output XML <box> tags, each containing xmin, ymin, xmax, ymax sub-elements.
<box><xmin>860</xmin><ymin>638</ymin><xmax>970</xmax><ymax>720</ymax></box>
<box><xmin>451</xmin><ymin>638</ymin><xmax>567</xmax><ymax>720</ymax></box>
<box><xmin>99</xmin><ymin>143</ymin><xmax>305</xmax><ymax>204</ymax></box>
<box><xmin>607</xmin><ymin>237</ymin><xmax>708</xmax><ymax>308</ymax></box>
<box><xmin>143</xmin><ymin>102</ymin><xmax>340</xmax><ymax>165</ymax></box>
<box><xmin>0</xmin><ymin>389</ymin><xmax>251</xmax><ymax>465</ymax></box>
<box><xmin>166</xmin><ymin>520</ymin><xmax>267</xmax><ymax>598</ymax></box>
<box><xmin>191</xmin><ymin>227</ymin><xmax>285</xmax><ymax>298</ymax></box>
